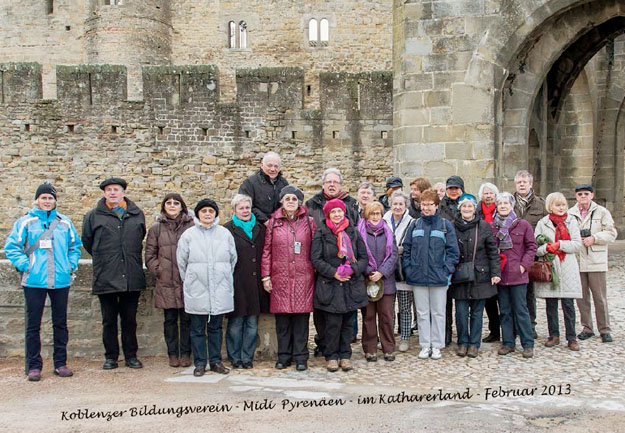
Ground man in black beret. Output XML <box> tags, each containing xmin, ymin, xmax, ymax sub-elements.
<box><xmin>82</xmin><ymin>177</ymin><xmax>147</xmax><ymax>370</ymax></box>
<box><xmin>378</xmin><ymin>176</ymin><xmax>404</xmax><ymax>212</ymax></box>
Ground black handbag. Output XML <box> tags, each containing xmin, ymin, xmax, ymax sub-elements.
<box><xmin>451</xmin><ymin>226</ymin><xmax>478</xmax><ymax>284</ymax></box>
<box><xmin>394</xmin><ymin>223</ymin><xmax>410</xmax><ymax>282</ymax></box>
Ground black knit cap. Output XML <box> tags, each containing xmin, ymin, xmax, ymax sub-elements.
<box><xmin>194</xmin><ymin>199</ymin><xmax>219</xmax><ymax>217</ymax></box>
<box><xmin>99</xmin><ymin>177</ymin><xmax>128</xmax><ymax>190</ymax></box>
<box><xmin>279</xmin><ymin>185</ymin><xmax>304</xmax><ymax>202</ymax></box>
<box><xmin>35</xmin><ymin>182</ymin><xmax>57</xmax><ymax>200</ymax></box>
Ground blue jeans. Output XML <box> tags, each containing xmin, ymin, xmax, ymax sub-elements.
<box><xmin>455</xmin><ymin>299</ymin><xmax>486</xmax><ymax>348</ymax></box>
<box><xmin>189</xmin><ymin>314</ymin><xmax>224</xmax><ymax>366</ymax></box>
<box><xmin>226</xmin><ymin>315</ymin><xmax>258</xmax><ymax>364</ymax></box>
<box><xmin>498</xmin><ymin>284</ymin><xmax>534</xmax><ymax>349</ymax></box>
<box><xmin>24</xmin><ymin>287</ymin><xmax>69</xmax><ymax>371</ymax></box>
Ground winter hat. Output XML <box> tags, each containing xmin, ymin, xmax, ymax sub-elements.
<box><xmin>385</xmin><ymin>176</ymin><xmax>403</xmax><ymax>190</ymax></box>
<box><xmin>323</xmin><ymin>198</ymin><xmax>346</xmax><ymax>219</ymax></box>
<box><xmin>457</xmin><ymin>193</ymin><xmax>477</xmax><ymax>209</ymax></box>
<box><xmin>446</xmin><ymin>175</ymin><xmax>465</xmax><ymax>192</ymax></box>
<box><xmin>35</xmin><ymin>182</ymin><xmax>57</xmax><ymax>200</ymax></box>
<box><xmin>575</xmin><ymin>184</ymin><xmax>594</xmax><ymax>193</ymax></box>
<box><xmin>279</xmin><ymin>185</ymin><xmax>304</xmax><ymax>202</ymax></box>
<box><xmin>99</xmin><ymin>177</ymin><xmax>128</xmax><ymax>190</ymax></box>
<box><xmin>194</xmin><ymin>199</ymin><xmax>219</xmax><ymax>217</ymax></box>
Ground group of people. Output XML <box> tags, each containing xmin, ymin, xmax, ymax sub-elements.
<box><xmin>5</xmin><ymin>151</ymin><xmax>617</xmax><ymax>381</ymax></box>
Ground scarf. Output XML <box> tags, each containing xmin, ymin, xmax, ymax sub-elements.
<box><xmin>326</xmin><ymin>217</ymin><xmax>355</xmax><ymax>263</ymax></box>
<box><xmin>106</xmin><ymin>199</ymin><xmax>127</xmax><ymax>219</ymax></box>
<box><xmin>515</xmin><ymin>189</ymin><xmax>535</xmax><ymax>214</ymax></box>
<box><xmin>493</xmin><ymin>210</ymin><xmax>517</xmax><ymax>250</ymax></box>
<box><xmin>548</xmin><ymin>213</ymin><xmax>570</xmax><ymax>262</ymax></box>
<box><xmin>357</xmin><ymin>218</ymin><xmax>394</xmax><ymax>272</ymax></box>
<box><xmin>323</xmin><ymin>191</ymin><xmax>348</xmax><ymax>201</ymax></box>
<box><xmin>481</xmin><ymin>202</ymin><xmax>496</xmax><ymax>223</ymax></box>
<box><xmin>232</xmin><ymin>214</ymin><xmax>256</xmax><ymax>240</ymax></box>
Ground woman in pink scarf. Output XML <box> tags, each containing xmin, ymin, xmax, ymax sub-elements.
<box><xmin>311</xmin><ymin>199</ymin><xmax>369</xmax><ymax>372</ymax></box>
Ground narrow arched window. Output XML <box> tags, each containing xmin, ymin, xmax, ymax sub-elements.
<box><xmin>309</xmin><ymin>19</ymin><xmax>318</xmax><ymax>42</ymax></box>
<box><xmin>239</xmin><ymin>21</ymin><xmax>247</xmax><ymax>49</ymax></box>
<box><xmin>320</xmin><ymin>19</ymin><xmax>329</xmax><ymax>42</ymax></box>
<box><xmin>228</xmin><ymin>21</ymin><xmax>236</xmax><ymax>48</ymax></box>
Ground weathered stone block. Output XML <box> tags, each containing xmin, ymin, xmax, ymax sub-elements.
<box><xmin>451</xmin><ymin>83</ymin><xmax>493</xmax><ymax>124</ymax></box>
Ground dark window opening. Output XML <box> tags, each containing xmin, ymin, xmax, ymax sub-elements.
<box><xmin>157</xmin><ymin>126</ymin><xmax>164</xmax><ymax>135</ymax></box>
<box><xmin>245</xmin><ymin>130</ymin><xmax>250</xmax><ymax>138</ymax></box>
<box><xmin>24</xmin><ymin>124</ymin><xmax>30</xmax><ymax>132</ymax></box>
<box><xmin>111</xmin><ymin>125</ymin><xmax>118</xmax><ymax>134</ymax></box>
<box><xmin>201</xmin><ymin>127</ymin><xmax>208</xmax><ymax>136</ymax></box>
<box><xmin>47</xmin><ymin>0</ymin><xmax>53</xmax><ymax>14</ymax></box>
<box><xmin>65</xmin><ymin>26</ymin><xmax>71</xmax><ymax>31</ymax></box>
<box><xmin>66</xmin><ymin>124</ymin><xmax>75</xmax><ymax>133</ymax></box>
<box><xmin>291</xmin><ymin>131</ymin><xmax>296</xmax><ymax>139</ymax></box>
<box><xmin>332</xmin><ymin>131</ymin><xmax>339</xmax><ymax>139</ymax></box>
<box><xmin>306</xmin><ymin>85</ymin><xmax>312</xmax><ymax>96</ymax></box>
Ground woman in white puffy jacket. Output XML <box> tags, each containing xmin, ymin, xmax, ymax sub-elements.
<box><xmin>177</xmin><ymin>199</ymin><xmax>237</xmax><ymax>377</ymax></box>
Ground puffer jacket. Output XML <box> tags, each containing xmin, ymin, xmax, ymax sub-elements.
<box><xmin>238</xmin><ymin>169</ymin><xmax>289</xmax><ymax>223</ymax></box>
<box><xmin>311</xmin><ymin>223</ymin><xmax>369</xmax><ymax>313</ymax></box>
<box><xmin>449</xmin><ymin>217</ymin><xmax>499</xmax><ymax>300</ymax></box>
<box><xmin>176</xmin><ymin>217</ymin><xmax>237</xmax><ymax>315</ymax></box>
<box><xmin>491</xmin><ymin>217</ymin><xmax>537</xmax><ymax>286</ymax></box>
<box><xmin>402</xmin><ymin>214</ymin><xmax>459</xmax><ymax>287</ymax></box>
<box><xmin>5</xmin><ymin>207</ymin><xmax>82</xmax><ymax>289</ymax></box>
<box><xmin>82</xmin><ymin>197</ymin><xmax>146</xmax><ymax>294</ymax></box>
<box><xmin>261</xmin><ymin>206</ymin><xmax>316</xmax><ymax>314</ymax></box>
<box><xmin>569</xmin><ymin>201</ymin><xmax>617</xmax><ymax>272</ymax></box>
<box><xmin>145</xmin><ymin>212</ymin><xmax>195</xmax><ymax>309</ymax></box>
<box><xmin>306</xmin><ymin>191</ymin><xmax>360</xmax><ymax>226</ymax></box>
<box><xmin>534</xmin><ymin>215</ymin><xmax>583</xmax><ymax>299</ymax></box>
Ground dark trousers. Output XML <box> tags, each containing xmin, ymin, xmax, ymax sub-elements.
<box><xmin>98</xmin><ymin>291</ymin><xmax>140</xmax><ymax>360</ymax></box>
<box><xmin>455</xmin><ymin>299</ymin><xmax>486</xmax><ymax>348</ymax></box>
<box><xmin>275</xmin><ymin>313</ymin><xmax>310</xmax><ymax>363</ymax></box>
<box><xmin>189</xmin><ymin>313</ymin><xmax>224</xmax><ymax>366</ymax></box>
<box><xmin>498</xmin><ymin>284</ymin><xmax>534</xmax><ymax>349</ymax></box>
<box><xmin>484</xmin><ymin>294</ymin><xmax>500</xmax><ymax>337</ymax></box>
<box><xmin>445</xmin><ymin>292</ymin><xmax>453</xmax><ymax>345</ymax></box>
<box><xmin>163</xmin><ymin>308</ymin><xmax>191</xmax><ymax>357</ymax></box>
<box><xmin>323</xmin><ymin>311</ymin><xmax>354</xmax><ymax>360</ymax></box>
<box><xmin>526</xmin><ymin>281</ymin><xmax>537</xmax><ymax>328</ymax></box>
<box><xmin>24</xmin><ymin>287</ymin><xmax>69</xmax><ymax>371</ymax></box>
<box><xmin>546</xmin><ymin>298</ymin><xmax>577</xmax><ymax>342</ymax></box>
<box><xmin>313</xmin><ymin>308</ymin><xmax>326</xmax><ymax>352</ymax></box>
<box><xmin>361</xmin><ymin>294</ymin><xmax>395</xmax><ymax>354</ymax></box>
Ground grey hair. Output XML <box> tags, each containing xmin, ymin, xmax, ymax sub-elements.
<box><xmin>321</xmin><ymin>167</ymin><xmax>343</xmax><ymax>184</ymax></box>
<box><xmin>231</xmin><ymin>193</ymin><xmax>253</xmax><ymax>210</ymax></box>
<box><xmin>262</xmin><ymin>151</ymin><xmax>282</xmax><ymax>165</ymax></box>
<box><xmin>357</xmin><ymin>181</ymin><xmax>375</xmax><ymax>195</ymax></box>
<box><xmin>514</xmin><ymin>170</ymin><xmax>534</xmax><ymax>185</ymax></box>
<box><xmin>478</xmin><ymin>182</ymin><xmax>499</xmax><ymax>201</ymax></box>
<box><xmin>390</xmin><ymin>190</ymin><xmax>409</xmax><ymax>206</ymax></box>
<box><xmin>495</xmin><ymin>192</ymin><xmax>516</xmax><ymax>207</ymax></box>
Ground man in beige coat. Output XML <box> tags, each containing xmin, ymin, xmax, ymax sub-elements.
<box><xmin>569</xmin><ymin>184</ymin><xmax>617</xmax><ymax>343</ymax></box>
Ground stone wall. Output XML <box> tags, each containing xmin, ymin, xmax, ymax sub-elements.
<box><xmin>0</xmin><ymin>62</ymin><xmax>393</xmax><ymax>244</ymax></box>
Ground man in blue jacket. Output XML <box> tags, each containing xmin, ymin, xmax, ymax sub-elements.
<box><xmin>5</xmin><ymin>182</ymin><xmax>82</xmax><ymax>381</ymax></box>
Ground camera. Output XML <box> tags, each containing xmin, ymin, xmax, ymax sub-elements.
<box><xmin>580</xmin><ymin>229</ymin><xmax>592</xmax><ymax>238</ymax></box>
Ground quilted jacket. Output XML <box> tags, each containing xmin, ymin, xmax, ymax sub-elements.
<box><xmin>261</xmin><ymin>206</ymin><xmax>317</xmax><ymax>314</ymax></box>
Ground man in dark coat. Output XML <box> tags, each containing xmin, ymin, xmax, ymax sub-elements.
<box><xmin>82</xmin><ymin>177</ymin><xmax>146</xmax><ymax>370</ymax></box>
<box><xmin>305</xmin><ymin>167</ymin><xmax>359</xmax><ymax>357</ymax></box>
<box><xmin>306</xmin><ymin>168</ymin><xmax>359</xmax><ymax>226</ymax></box>
<box><xmin>513</xmin><ymin>170</ymin><xmax>547</xmax><ymax>339</ymax></box>
<box><xmin>378</xmin><ymin>176</ymin><xmax>403</xmax><ymax>212</ymax></box>
<box><xmin>437</xmin><ymin>175</ymin><xmax>465</xmax><ymax>346</ymax></box>
<box><xmin>238</xmin><ymin>151</ymin><xmax>289</xmax><ymax>224</ymax></box>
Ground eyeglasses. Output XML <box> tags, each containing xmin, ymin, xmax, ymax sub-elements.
<box><xmin>323</xmin><ymin>180</ymin><xmax>341</xmax><ymax>185</ymax></box>
<box><xmin>369</xmin><ymin>211</ymin><xmax>382</xmax><ymax>216</ymax></box>
<box><xmin>283</xmin><ymin>197</ymin><xmax>299</xmax><ymax>202</ymax></box>
<box><xmin>165</xmin><ymin>201</ymin><xmax>181</xmax><ymax>206</ymax></box>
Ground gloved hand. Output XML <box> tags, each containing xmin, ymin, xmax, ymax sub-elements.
<box><xmin>546</xmin><ymin>242</ymin><xmax>560</xmax><ymax>254</ymax></box>
<box><xmin>337</xmin><ymin>263</ymin><xmax>354</xmax><ymax>278</ymax></box>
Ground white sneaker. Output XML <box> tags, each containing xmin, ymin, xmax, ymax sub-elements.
<box><xmin>431</xmin><ymin>348</ymin><xmax>442</xmax><ymax>360</ymax></box>
<box><xmin>418</xmin><ymin>347</ymin><xmax>430</xmax><ymax>359</ymax></box>
<box><xmin>398</xmin><ymin>340</ymin><xmax>409</xmax><ymax>352</ymax></box>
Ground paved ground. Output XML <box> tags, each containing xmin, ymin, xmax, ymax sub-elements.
<box><xmin>2</xmin><ymin>245</ymin><xmax>625</xmax><ymax>432</ymax></box>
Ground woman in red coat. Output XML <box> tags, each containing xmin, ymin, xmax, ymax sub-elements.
<box><xmin>261</xmin><ymin>185</ymin><xmax>316</xmax><ymax>371</ymax></box>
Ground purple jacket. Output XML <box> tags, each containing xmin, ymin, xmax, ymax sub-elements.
<box><xmin>364</xmin><ymin>227</ymin><xmax>398</xmax><ymax>295</ymax></box>
<box><xmin>491</xmin><ymin>218</ymin><xmax>537</xmax><ymax>286</ymax></box>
